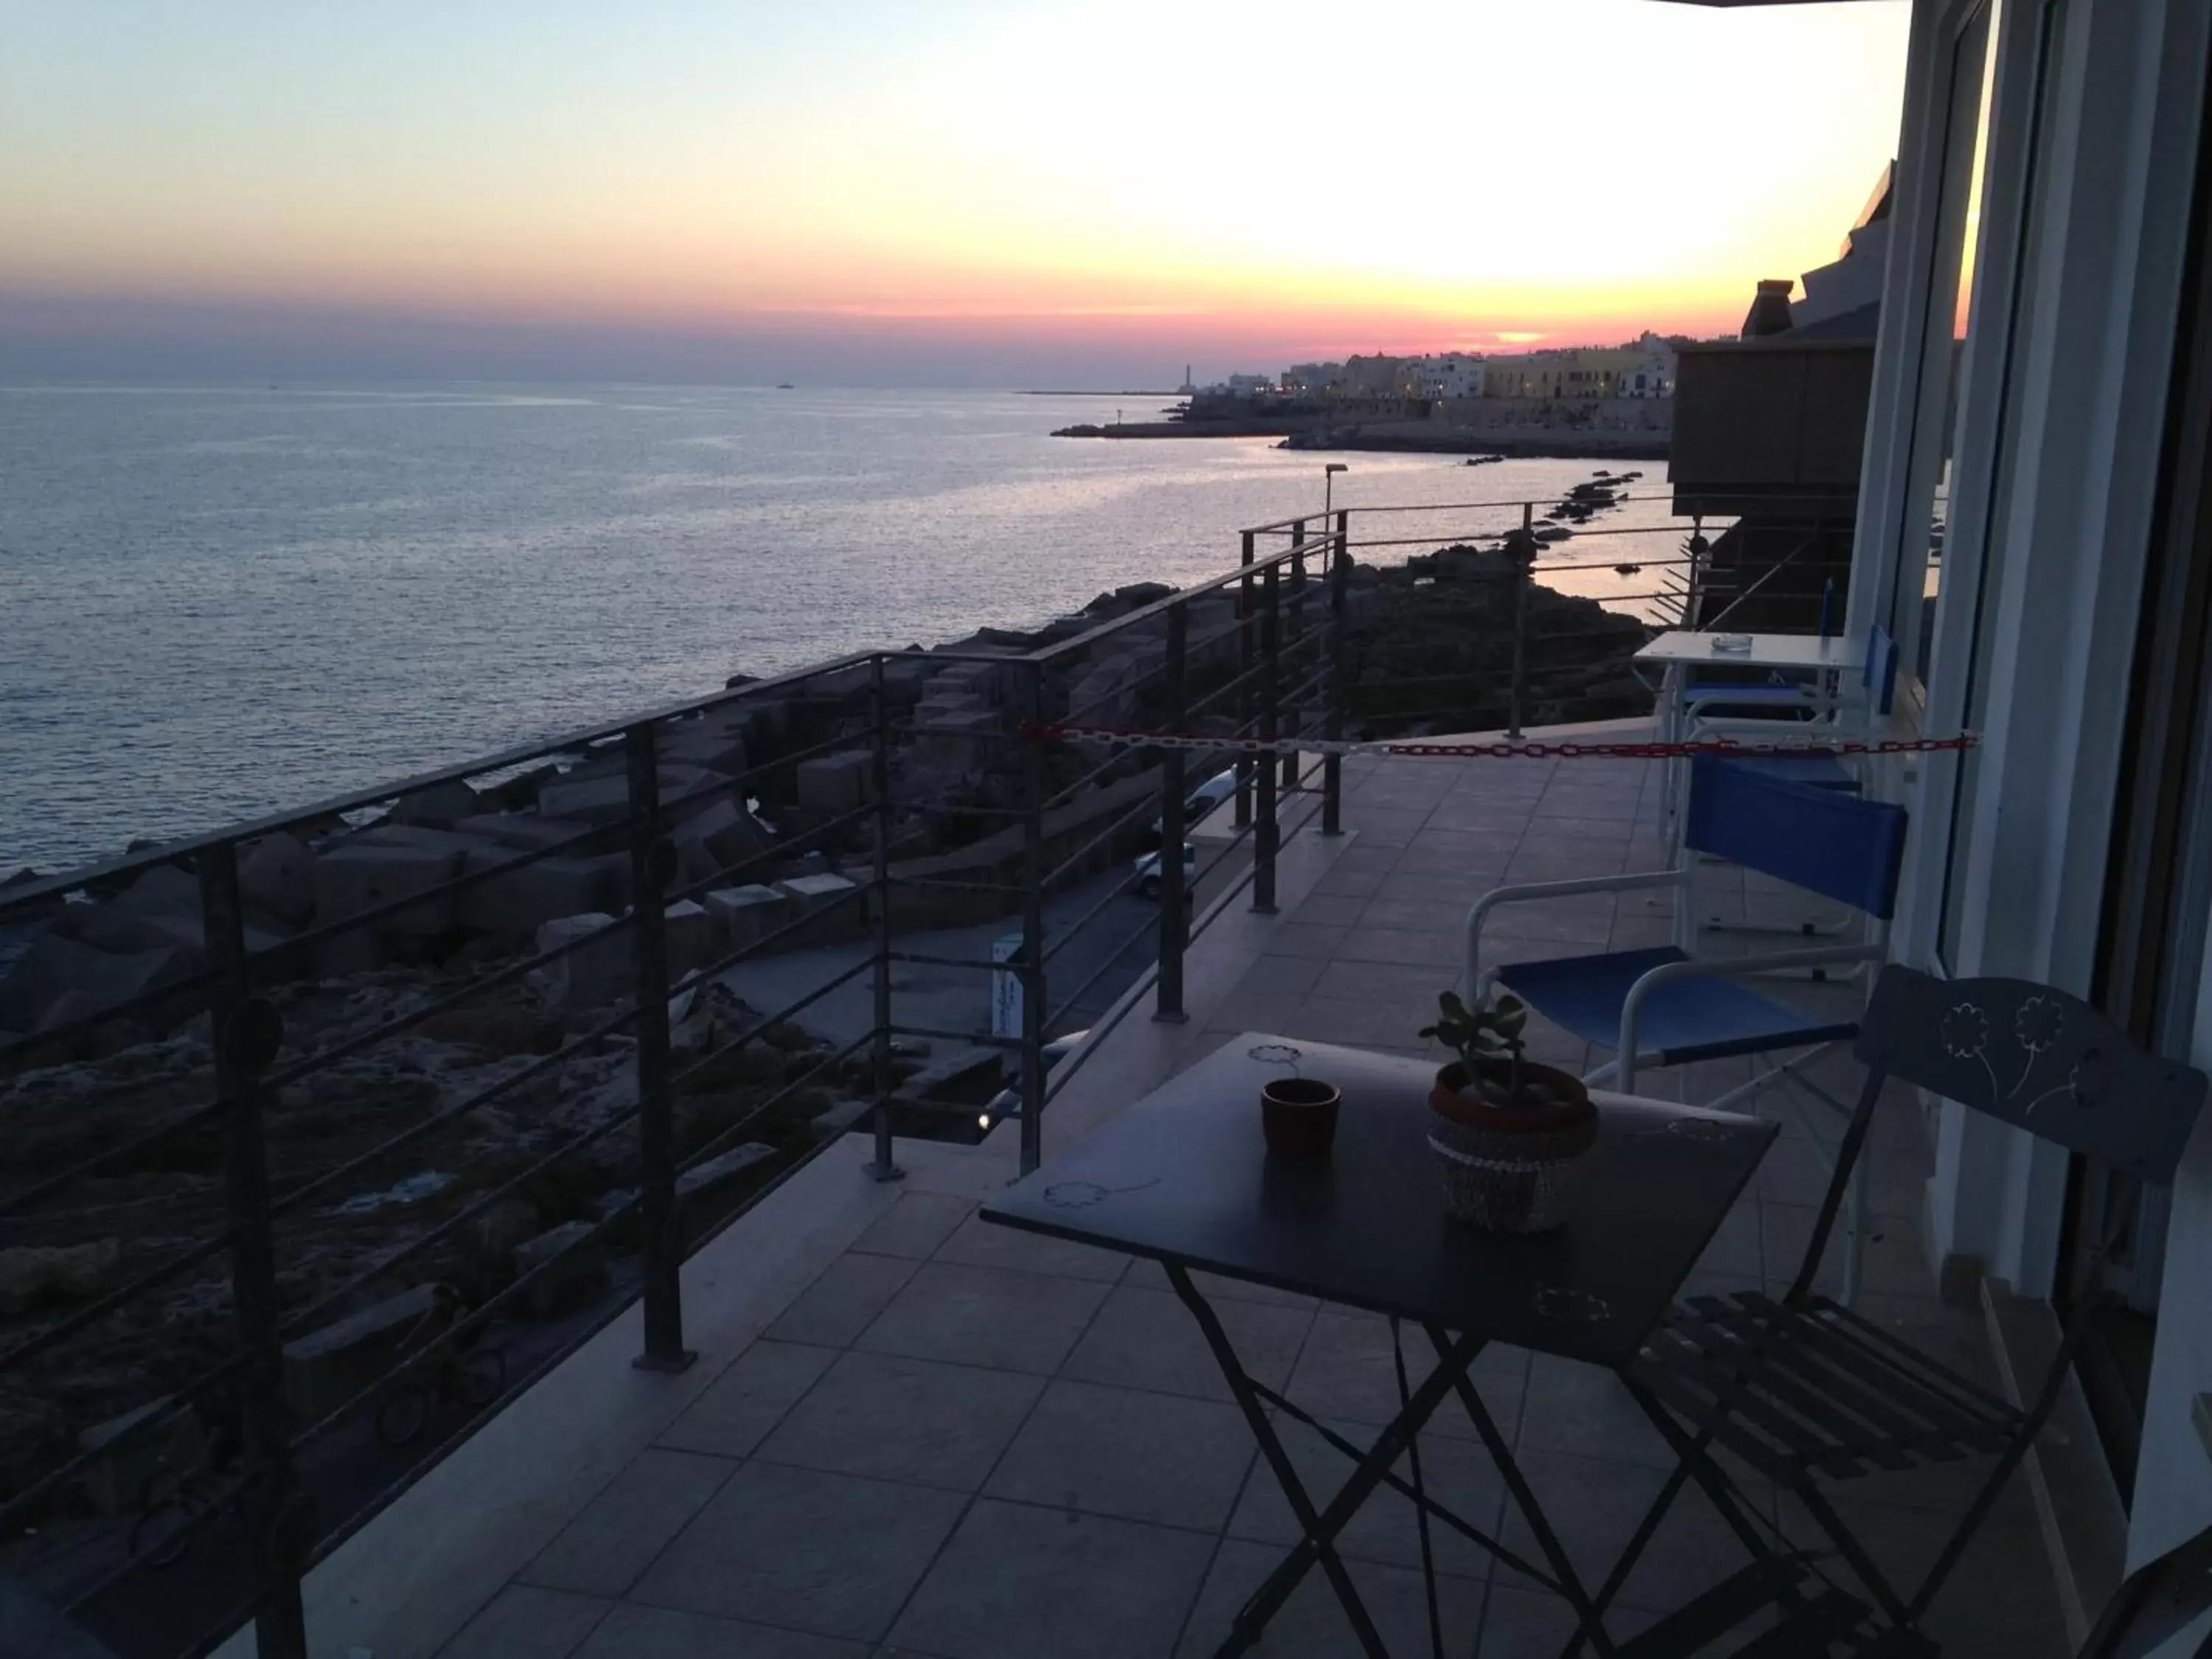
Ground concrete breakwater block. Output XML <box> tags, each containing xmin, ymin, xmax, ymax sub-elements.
<box><xmin>240</xmin><ymin>831</ymin><xmax>316</xmax><ymax>926</ymax></box>
<box><xmin>671</xmin><ymin>796</ymin><xmax>772</xmax><ymax>888</ymax></box>
<box><xmin>663</xmin><ymin>899</ymin><xmax>714</xmax><ymax>980</ymax></box>
<box><xmin>532</xmin><ymin>913</ymin><xmax>629</xmax><ymax>1009</ymax></box>
<box><xmin>0</xmin><ymin>935</ymin><xmax>197</xmax><ymax>1034</ymax></box>
<box><xmin>456</xmin><ymin>852</ymin><xmax>628</xmax><ymax>938</ymax></box>
<box><xmin>512</xmin><ymin>1221</ymin><xmax>609</xmax><ymax>1317</ymax></box>
<box><xmin>77</xmin><ymin>1397</ymin><xmax>206</xmax><ymax>1517</ymax></box>
<box><xmin>535</xmin><ymin>773</ymin><xmax>631</xmax><ymax>825</ymax></box>
<box><xmin>453</xmin><ymin>813</ymin><xmax>599</xmax><ymax>853</ymax></box>
<box><xmin>676</xmin><ymin>1143</ymin><xmax>776</xmax><ymax>1225</ymax></box>
<box><xmin>777</xmin><ymin>872</ymin><xmax>863</xmax><ymax>939</ymax></box>
<box><xmin>703</xmin><ymin>884</ymin><xmax>787</xmax><ymax>951</ymax></box>
<box><xmin>282</xmin><ymin>1282</ymin><xmax>441</xmax><ymax>1422</ymax></box>
<box><xmin>795</xmin><ymin>751</ymin><xmax>873</xmax><ymax>814</ymax></box>
<box><xmin>531</xmin><ymin>902</ymin><xmax>709</xmax><ymax>1006</ymax></box>
<box><xmin>313</xmin><ymin>838</ymin><xmax>468</xmax><ymax>936</ymax></box>
<box><xmin>391</xmin><ymin>778</ymin><xmax>482</xmax><ymax>829</ymax></box>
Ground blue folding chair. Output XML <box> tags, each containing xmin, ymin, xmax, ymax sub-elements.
<box><xmin>1465</xmin><ymin>758</ymin><xmax>1907</xmax><ymax>1294</ymax></box>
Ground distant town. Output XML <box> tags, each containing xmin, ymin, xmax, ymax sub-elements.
<box><xmin>1051</xmin><ymin>333</ymin><xmax>1694</xmax><ymax>458</ymax></box>
<box><xmin>1193</xmin><ymin>330</ymin><xmax>1688</xmax><ymax>404</ymax></box>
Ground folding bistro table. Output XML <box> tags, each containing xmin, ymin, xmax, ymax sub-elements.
<box><xmin>979</xmin><ymin>1036</ymin><xmax>1781</xmax><ymax>1658</ymax></box>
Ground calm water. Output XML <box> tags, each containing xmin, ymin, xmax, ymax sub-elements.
<box><xmin>0</xmin><ymin>385</ymin><xmax>1681</xmax><ymax>872</ymax></box>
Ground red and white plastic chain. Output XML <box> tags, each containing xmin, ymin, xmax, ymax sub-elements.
<box><xmin>1019</xmin><ymin>721</ymin><xmax>1978</xmax><ymax>761</ymax></box>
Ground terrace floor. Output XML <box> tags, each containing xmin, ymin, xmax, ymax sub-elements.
<box><xmin>260</xmin><ymin>732</ymin><xmax>2071</xmax><ymax>1659</ymax></box>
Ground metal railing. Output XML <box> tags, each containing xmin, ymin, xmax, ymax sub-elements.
<box><xmin>0</xmin><ymin>484</ymin><xmax>1823</xmax><ymax>1656</ymax></box>
<box><xmin>0</xmin><ymin>533</ymin><xmax>1348</xmax><ymax>1659</ymax></box>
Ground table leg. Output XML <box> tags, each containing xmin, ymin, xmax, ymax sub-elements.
<box><xmin>1166</xmin><ymin>1267</ymin><xmax>1486</xmax><ymax>1658</ymax></box>
<box><xmin>1390</xmin><ymin>1318</ymin><xmax>1445</xmax><ymax>1659</ymax></box>
<box><xmin>1422</xmin><ymin>1325</ymin><xmax>1621</xmax><ymax>1659</ymax></box>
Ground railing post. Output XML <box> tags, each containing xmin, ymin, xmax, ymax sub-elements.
<box><xmin>1283</xmin><ymin>523</ymin><xmax>1307</xmax><ymax>794</ymax></box>
<box><xmin>626</xmin><ymin>722</ymin><xmax>695</xmax><ymax>1372</ymax></box>
<box><xmin>1508</xmin><ymin>503</ymin><xmax>1534</xmax><ymax>740</ymax></box>
<box><xmin>866</xmin><ymin>659</ymin><xmax>903</xmax><ymax>1181</ymax></box>
<box><xmin>1019</xmin><ymin>658</ymin><xmax>1047</xmax><ymax>1176</ymax></box>
<box><xmin>1156</xmin><ymin>601</ymin><xmax>1189</xmax><ymax>1023</ymax></box>
<box><xmin>1235</xmin><ymin>529</ymin><xmax>1256</xmax><ymax>831</ymax></box>
<box><xmin>1323</xmin><ymin>509</ymin><xmax>1349</xmax><ymax>836</ymax></box>
<box><xmin>200</xmin><ymin>843</ymin><xmax>310</xmax><ymax>1659</ymax></box>
<box><xmin>1253</xmin><ymin>561</ymin><xmax>1281</xmax><ymax>914</ymax></box>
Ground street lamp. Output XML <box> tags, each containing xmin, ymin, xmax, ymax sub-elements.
<box><xmin>1323</xmin><ymin>462</ymin><xmax>1348</xmax><ymax>524</ymax></box>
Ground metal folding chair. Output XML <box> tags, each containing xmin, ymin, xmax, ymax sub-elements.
<box><xmin>1620</xmin><ymin>965</ymin><xmax>2207</xmax><ymax>1650</ymax></box>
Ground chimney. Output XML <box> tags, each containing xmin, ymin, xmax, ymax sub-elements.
<box><xmin>1742</xmin><ymin>279</ymin><xmax>1795</xmax><ymax>340</ymax></box>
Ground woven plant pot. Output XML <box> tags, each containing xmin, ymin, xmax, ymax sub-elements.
<box><xmin>1426</xmin><ymin>1060</ymin><xmax>1598</xmax><ymax>1234</ymax></box>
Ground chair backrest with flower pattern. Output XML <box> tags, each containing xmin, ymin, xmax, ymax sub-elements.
<box><xmin>1781</xmin><ymin>965</ymin><xmax>2205</xmax><ymax>1307</ymax></box>
<box><xmin>1854</xmin><ymin>966</ymin><xmax>2205</xmax><ymax>1185</ymax></box>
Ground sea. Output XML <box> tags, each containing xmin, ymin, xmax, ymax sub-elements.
<box><xmin>0</xmin><ymin>384</ymin><xmax>1686</xmax><ymax>874</ymax></box>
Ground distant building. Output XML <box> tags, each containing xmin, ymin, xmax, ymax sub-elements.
<box><xmin>1404</xmin><ymin>353</ymin><xmax>1486</xmax><ymax>399</ymax></box>
<box><xmin>1480</xmin><ymin>340</ymin><xmax>1674</xmax><ymax>400</ymax></box>
<box><xmin>1280</xmin><ymin>361</ymin><xmax>1343</xmax><ymax>395</ymax></box>
<box><xmin>1209</xmin><ymin>372</ymin><xmax>1275</xmax><ymax>395</ymax></box>
<box><xmin>1337</xmin><ymin>355</ymin><xmax>1408</xmax><ymax>397</ymax></box>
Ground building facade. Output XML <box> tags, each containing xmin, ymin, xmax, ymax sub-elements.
<box><xmin>1403</xmin><ymin>353</ymin><xmax>1486</xmax><ymax>399</ymax></box>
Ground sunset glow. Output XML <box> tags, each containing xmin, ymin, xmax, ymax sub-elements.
<box><xmin>1</xmin><ymin>1</ymin><xmax>1912</xmax><ymax>383</ymax></box>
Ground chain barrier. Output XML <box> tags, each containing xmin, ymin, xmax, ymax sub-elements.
<box><xmin>1021</xmin><ymin>720</ymin><xmax>1978</xmax><ymax>762</ymax></box>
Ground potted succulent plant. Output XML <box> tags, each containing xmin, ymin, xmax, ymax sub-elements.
<box><xmin>1418</xmin><ymin>991</ymin><xmax>1598</xmax><ymax>1232</ymax></box>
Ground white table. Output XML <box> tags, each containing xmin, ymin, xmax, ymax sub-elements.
<box><xmin>1636</xmin><ymin>629</ymin><xmax>1864</xmax><ymax>737</ymax></box>
<box><xmin>1636</xmin><ymin>630</ymin><xmax>1868</xmax><ymax>820</ymax></box>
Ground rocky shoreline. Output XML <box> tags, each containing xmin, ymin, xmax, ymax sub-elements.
<box><xmin>1051</xmin><ymin>414</ymin><xmax>1669</xmax><ymax>460</ymax></box>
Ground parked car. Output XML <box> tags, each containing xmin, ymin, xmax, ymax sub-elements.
<box><xmin>978</xmin><ymin>1030</ymin><xmax>1090</xmax><ymax>1129</ymax></box>
<box><xmin>1133</xmin><ymin>842</ymin><xmax>1197</xmax><ymax>901</ymax></box>
<box><xmin>1147</xmin><ymin>768</ymin><xmax>1239</xmax><ymax>841</ymax></box>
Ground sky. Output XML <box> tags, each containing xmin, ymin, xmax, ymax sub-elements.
<box><xmin>0</xmin><ymin>1</ymin><xmax>1912</xmax><ymax>387</ymax></box>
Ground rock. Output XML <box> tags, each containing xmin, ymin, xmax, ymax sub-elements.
<box><xmin>0</xmin><ymin>1239</ymin><xmax>122</xmax><ymax>1314</ymax></box>
<box><xmin>531</xmin><ymin>913</ymin><xmax>631</xmax><ymax>1009</ymax></box>
<box><xmin>77</xmin><ymin>1397</ymin><xmax>206</xmax><ymax>1517</ymax></box>
<box><xmin>703</xmin><ymin>884</ymin><xmax>787</xmax><ymax>953</ymax></box>
<box><xmin>675</xmin><ymin>1142</ymin><xmax>776</xmax><ymax>1222</ymax></box>
<box><xmin>795</xmin><ymin>752</ymin><xmax>874</xmax><ymax>815</ymax></box>
<box><xmin>392</xmin><ymin>778</ymin><xmax>483</xmax><ymax>829</ymax></box>
<box><xmin>240</xmin><ymin>831</ymin><xmax>316</xmax><ymax>926</ymax></box>
<box><xmin>282</xmin><ymin>1283</ymin><xmax>442</xmax><ymax>1422</ymax></box>
<box><xmin>414</xmin><ymin>1006</ymin><xmax>561</xmax><ymax>1056</ymax></box>
<box><xmin>512</xmin><ymin>1221</ymin><xmax>610</xmax><ymax>1317</ymax></box>
<box><xmin>313</xmin><ymin>840</ymin><xmax>466</xmax><ymax>936</ymax></box>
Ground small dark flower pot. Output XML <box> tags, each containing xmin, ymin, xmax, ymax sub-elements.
<box><xmin>1262</xmin><ymin>1077</ymin><xmax>1342</xmax><ymax>1159</ymax></box>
